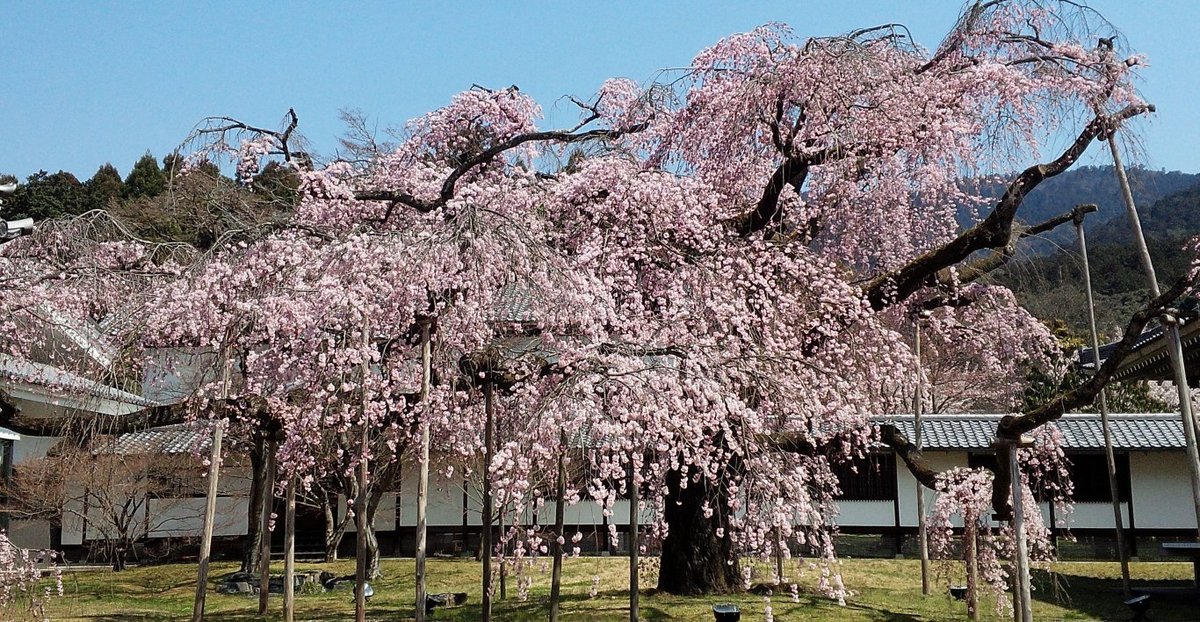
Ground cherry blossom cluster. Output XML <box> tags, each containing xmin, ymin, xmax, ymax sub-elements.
<box><xmin>0</xmin><ymin>532</ymin><xmax>61</xmax><ymax>611</ymax></box>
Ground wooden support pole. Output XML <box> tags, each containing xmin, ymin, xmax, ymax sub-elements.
<box><xmin>499</xmin><ymin>508</ymin><xmax>507</xmax><ymax>601</ymax></box>
<box><xmin>629</xmin><ymin>457</ymin><xmax>639</xmax><ymax>622</ymax></box>
<box><xmin>1008</xmin><ymin>441</ymin><xmax>1034</xmax><ymax>622</ymax></box>
<box><xmin>965</xmin><ymin>520</ymin><xmax>979</xmax><ymax>622</ymax></box>
<box><xmin>1108</xmin><ymin>133</ymin><xmax>1200</xmax><ymax>541</ymax></box>
<box><xmin>284</xmin><ymin>474</ymin><xmax>297</xmax><ymax>622</ymax></box>
<box><xmin>258</xmin><ymin>437</ymin><xmax>277</xmax><ymax>615</ymax></box>
<box><xmin>1075</xmin><ymin>212</ymin><xmax>1133</xmax><ymax>597</ymax></box>
<box><xmin>549</xmin><ymin>430</ymin><xmax>567</xmax><ymax>622</ymax></box>
<box><xmin>914</xmin><ymin>312</ymin><xmax>931</xmax><ymax>596</ymax></box>
<box><xmin>355</xmin><ymin>320</ymin><xmax>371</xmax><ymax>622</ymax></box>
<box><xmin>415</xmin><ymin>319</ymin><xmax>432</xmax><ymax>622</ymax></box>
<box><xmin>481</xmin><ymin>380</ymin><xmax>494</xmax><ymax>622</ymax></box>
<box><xmin>774</xmin><ymin>525</ymin><xmax>784</xmax><ymax>585</ymax></box>
<box><xmin>191</xmin><ymin>420</ymin><xmax>225</xmax><ymax>622</ymax></box>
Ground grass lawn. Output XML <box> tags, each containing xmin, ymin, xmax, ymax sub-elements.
<box><xmin>16</xmin><ymin>556</ymin><xmax>1198</xmax><ymax>621</ymax></box>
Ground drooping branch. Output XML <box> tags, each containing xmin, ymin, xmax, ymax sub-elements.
<box><xmin>192</xmin><ymin>108</ymin><xmax>303</xmax><ymax>164</ymax></box>
<box><xmin>758</xmin><ymin>432</ymin><xmax>816</xmax><ymax>456</ymax></box>
<box><xmin>864</xmin><ymin>104</ymin><xmax>1152</xmax><ymax>311</ymax></box>
<box><xmin>878</xmin><ymin>424</ymin><xmax>940</xmax><ymax>489</ymax></box>
<box><xmin>732</xmin><ymin>157</ymin><xmax>810</xmax><ymax>236</ymax></box>
<box><xmin>761</xmin><ymin>423</ymin><xmax>943</xmax><ymax>492</ymax></box>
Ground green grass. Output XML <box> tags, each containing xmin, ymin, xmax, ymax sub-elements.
<box><xmin>13</xmin><ymin>557</ymin><xmax>1198</xmax><ymax>621</ymax></box>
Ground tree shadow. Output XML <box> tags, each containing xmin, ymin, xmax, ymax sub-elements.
<box><xmin>1033</xmin><ymin>569</ymin><xmax>1198</xmax><ymax>621</ymax></box>
<box><xmin>838</xmin><ymin>601</ymin><xmax>926</xmax><ymax>622</ymax></box>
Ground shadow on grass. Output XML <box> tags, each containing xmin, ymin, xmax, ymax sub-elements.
<box><xmin>65</xmin><ymin>591</ymin><xmax>674</xmax><ymax>622</ymax></box>
<box><xmin>1032</xmin><ymin>569</ymin><xmax>1198</xmax><ymax>621</ymax></box>
<box><xmin>836</xmin><ymin>601</ymin><xmax>925</xmax><ymax>622</ymax></box>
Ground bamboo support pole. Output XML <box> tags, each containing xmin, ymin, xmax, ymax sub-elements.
<box><xmin>629</xmin><ymin>458</ymin><xmax>639</xmax><ymax>622</ymax></box>
<box><xmin>915</xmin><ymin>312</ymin><xmax>931</xmax><ymax>595</ymax></box>
<box><xmin>284</xmin><ymin>475</ymin><xmax>296</xmax><ymax>622</ymax></box>
<box><xmin>1108</xmin><ymin>133</ymin><xmax>1200</xmax><ymax>540</ymax></box>
<box><xmin>549</xmin><ymin>430</ymin><xmax>567</xmax><ymax>622</ymax></box>
<box><xmin>481</xmin><ymin>380</ymin><xmax>495</xmax><ymax>622</ymax></box>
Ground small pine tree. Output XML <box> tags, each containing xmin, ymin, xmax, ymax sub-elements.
<box><xmin>85</xmin><ymin>163</ymin><xmax>124</xmax><ymax>211</ymax></box>
<box><xmin>161</xmin><ymin>153</ymin><xmax>183</xmax><ymax>181</ymax></box>
<box><xmin>122</xmin><ymin>153</ymin><xmax>167</xmax><ymax>199</ymax></box>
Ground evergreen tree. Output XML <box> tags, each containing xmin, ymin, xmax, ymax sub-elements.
<box><xmin>122</xmin><ymin>153</ymin><xmax>167</xmax><ymax>199</ymax></box>
<box><xmin>161</xmin><ymin>153</ymin><xmax>183</xmax><ymax>181</ymax></box>
<box><xmin>84</xmin><ymin>163</ymin><xmax>124</xmax><ymax>211</ymax></box>
<box><xmin>6</xmin><ymin>170</ymin><xmax>86</xmax><ymax>220</ymax></box>
<box><xmin>253</xmin><ymin>161</ymin><xmax>300</xmax><ymax>206</ymax></box>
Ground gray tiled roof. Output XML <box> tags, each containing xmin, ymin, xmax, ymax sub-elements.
<box><xmin>106</xmin><ymin>422</ymin><xmax>211</xmax><ymax>455</ymax></box>
<box><xmin>0</xmin><ymin>353</ymin><xmax>159</xmax><ymax>408</ymax></box>
<box><xmin>875</xmin><ymin>414</ymin><xmax>1186</xmax><ymax>451</ymax></box>
<box><xmin>495</xmin><ymin>284</ymin><xmax>536</xmax><ymax>323</ymax></box>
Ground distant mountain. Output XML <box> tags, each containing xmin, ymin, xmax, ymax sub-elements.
<box><xmin>1088</xmin><ymin>182</ymin><xmax>1200</xmax><ymax>246</ymax></box>
<box><xmin>989</xmin><ymin>177</ymin><xmax>1200</xmax><ymax>334</ymax></box>
<box><xmin>970</xmin><ymin>166</ymin><xmax>1200</xmax><ymax>255</ymax></box>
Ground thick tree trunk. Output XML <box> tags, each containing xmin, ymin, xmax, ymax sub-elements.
<box><xmin>657</xmin><ymin>468</ymin><xmax>740</xmax><ymax>595</ymax></box>
<box><xmin>242</xmin><ymin>433</ymin><xmax>266</xmax><ymax>573</ymax></box>
<box><xmin>357</xmin><ymin>461</ymin><xmax>399</xmax><ymax>579</ymax></box>
<box><xmin>113</xmin><ymin>537</ymin><xmax>129</xmax><ymax>572</ymax></box>
<box><xmin>364</xmin><ymin>519</ymin><xmax>381</xmax><ymax>579</ymax></box>
<box><xmin>324</xmin><ymin>494</ymin><xmax>345</xmax><ymax>562</ymax></box>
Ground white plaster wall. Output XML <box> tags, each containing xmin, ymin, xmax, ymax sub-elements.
<box><xmin>58</xmin><ymin>463</ymin><xmax>252</xmax><ymax>543</ymax></box>
<box><xmin>7</xmin><ymin>518</ymin><xmax>51</xmax><ymax>550</ymax></box>
<box><xmin>1054</xmin><ymin>502</ymin><xmax>1131</xmax><ymax>530</ymax></box>
<box><xmin>393</xmin><ymin>467</ymin><xmax>469</xmax><ymax>528</ymax></box>
<box><xmin>1130</xmin><ymin>452</ymin><xmax>1198</xmax><ymax>530</ymax></box>
<box><xmin>81</xmin><ymin>499</ymin><xmax>147</xmax><ymax>541</ymax></box>
<box><xmin>389</xmin><ymin>466</ymin><xmax>648</xmax><ymax>532</ymax></box>
<box><xmin>218</xmin><ymin>464</ymin><xmax>254</xmax><ymax>498</ymax></box>
<box><xmin>533</xmin><ymin>498</ymin><xmax>642</xmax><ymax>527</ymax></box>
<box><xmin>147</xmin><ymin>497</ymin><xmax>248</xmax><ymax>537</ymax></box>
<box><xmin>896</xmin><ymin>451</ymin><xmax>966</xmax><ymax>528</ymax></box>
<box><xmin>835</xmin><ymin>501</ymin><xmax>895</xmax><ymax>527</ymax></box>
<box><xmin>343</xmin><ymin>492</ymin><xmax>401</xmax><ymax>532</ymax></box>
<box><xmin>13</xmin><ymin>436</ymin><xmax>58</xmax><ymax>464</ymax></box>
<box><xmin>61</xmin><ymin>497</ymin><xmax>85</xmax><ymax>545</ymax></box>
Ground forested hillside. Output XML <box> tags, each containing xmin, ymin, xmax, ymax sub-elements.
<box><xmin>990</xmin><ymin>173</ymin><xmax>1200</xmax><ymax>334</ymax></box>
<box><xmin>1</xmin><ymin>154</ymin><xmax>298</xmax><ymax>249</ymax></box>
<box><xmin>972</xmin><ymin>165</ymin><xmax>1200</xmax><ymax>255</ymax></box>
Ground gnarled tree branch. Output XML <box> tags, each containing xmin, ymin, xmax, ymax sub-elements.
<box><xmin>879</xmin><ymin>273</ymin><xmax>1194</xmax><ymax>518</ymax></box>
<box><xmin>356</xmin><ymin>121</ymin><xmax>649</xmax><ymax>220</ymax></box>
<box><xmin>864</xmin><ymin>103</ymin><xmax>1152</xmax><ymax>311</ymax></box>
<box><xmin>949</xmin><ymin>203</ymin><xmax>1098</xmax><ymax>286</ymax></box>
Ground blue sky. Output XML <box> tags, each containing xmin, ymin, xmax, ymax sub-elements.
<box><xmin>2</xmin><ymin>1</ymin><xmax>1197</xmax><ymax>180</ymax></box>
